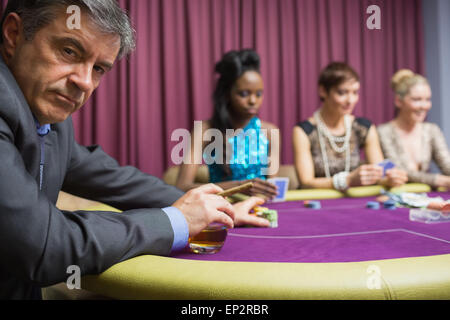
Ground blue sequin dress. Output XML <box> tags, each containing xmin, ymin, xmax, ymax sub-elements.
<box><xmin>204</xmin><ymin>117</ymin><xmax>270</xmax><ymax>183</ymax></box>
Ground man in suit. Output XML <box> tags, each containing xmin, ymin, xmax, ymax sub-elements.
<box><xmin>0</xmin><ymin>0</ymin><xmax>268</xmax><ymax>299</ymax></box>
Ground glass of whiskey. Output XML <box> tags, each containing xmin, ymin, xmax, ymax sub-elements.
<box><xmin>188</xmin><ymin>223</ymin><xmax>228</xmax><ymax>254</ymax></box>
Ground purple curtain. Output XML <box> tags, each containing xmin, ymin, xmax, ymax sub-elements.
<box><xmin>0</xmin><ymin>0</ymin><xmax>425</xmax><ymax>178</ymax></box>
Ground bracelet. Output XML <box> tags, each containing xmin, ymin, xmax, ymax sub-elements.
<box><xmin>333</xmin><ymin>172</ymin><xmax>349</xmax><ymax>191</ymax></box>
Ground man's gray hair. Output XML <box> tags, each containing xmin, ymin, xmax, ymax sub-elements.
<box><xmin>0</xmin><ymin>0</ymin><xmax>135</xmax><ymax>59</ymax></box>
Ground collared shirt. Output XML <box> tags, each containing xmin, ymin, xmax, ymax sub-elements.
<box><xmin>34</xmin><ymin>118</ymin><xmax>50</xmax><ymax>191</ymax></box>
<box><xmin>162</xmin><ymin>207</ymin><xmax>189</xmax><ymax>251</ymax></box>
<box><xmin>35</xmin><ymin>120</ymin><xmax>51</xmax><ymax>137</ymax></box>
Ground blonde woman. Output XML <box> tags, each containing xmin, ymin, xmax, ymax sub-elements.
<box><xmin>378</xmin><ymin>70</ymin><xmax>450</xmax><ymax>189</ymax></box>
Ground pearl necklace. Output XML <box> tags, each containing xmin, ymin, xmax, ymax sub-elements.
<box><xmin>314</xmin><ymin>110</ymin><xmax>352</xmax><ymax>178</ymax></box>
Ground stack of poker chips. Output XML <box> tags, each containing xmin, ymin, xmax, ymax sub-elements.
<box><xmin>383</xmin><ymin>199</ymin><xmax>397</xmax><ymax>210</ymax></box>
<box><xmin>252</xmin><ymin>206</ymin><xmax>278</xmax><ymax>228</ymax></box>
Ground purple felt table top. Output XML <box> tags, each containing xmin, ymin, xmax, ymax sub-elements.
<box><xmin>172</xmin><ymin>193</ymin><xmax>450</xmax><ymax>263</ymax></box>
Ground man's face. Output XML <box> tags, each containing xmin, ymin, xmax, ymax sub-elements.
<box><xmin>3</xmin><ymin>8</ymin><xmax>121</xmax><ymax>124</ymax></box>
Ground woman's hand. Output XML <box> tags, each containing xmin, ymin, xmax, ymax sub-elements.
<box><xmin>347</xmin><ymin>164</ymin><xmax>384</xmax><ymax>187</ymax></box>
<box><xmin>242</xmin><ymin>178</ymin><xmax>279</xmax><ymax>200</ymax></box>
<box><xmin>435</xmin><ymin>175</ymin><xmax>450</xmax><ymax>189</ymax></box>
<box><xmin>384</xmin><ymin>168</ymin><xmax>408</xmax><ymax>187</ymax></box>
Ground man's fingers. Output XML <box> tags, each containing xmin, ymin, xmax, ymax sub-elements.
<box><xmin>231</xmin><ymin>196</ymin><xmax>270</xmax><ymax>227</ymax></box>
<box><xmin>215</xmin><ymin>200</ymin><xmax>236</xmax><ymax>222</ymax></box>
<box><xmin>214</xmin><ymin>211</ymin><xmax>234</xmax><ymax>229</ymax></box>
<box><xmin>240</xmin><ymin>196</ymin><xmax>265</xmax><ymax>210</ymax></box>
<box><xmin>237</xmin><ymin>215</ymin><xmax>270</xmax><ymax>228</ymax></box>
<box><xmin>197</xmin><ymin>183</ymin><xmax>224</xmax><ymax>194</ymax></box>
<box><xmin>206</xmin><ymin>193</ymin><xmax>236</xmax><ymax>222</ymax></box>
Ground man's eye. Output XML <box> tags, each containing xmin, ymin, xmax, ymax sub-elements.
<box><xmin>94</xmin><ymin>66</ymin><xmax>105</xmax><ymax>75</ymax></box>
<box><xmin>63</xmin><ymin>48</ymin><xmax>77</xmax><ymax>57</ymax></box>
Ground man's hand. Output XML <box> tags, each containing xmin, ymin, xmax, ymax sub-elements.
<box><xmin>233</xmin><ymin>197</ymin><xmax>270</xmax><ymax>228</ymax></box>
<box><xmin>172</xmin><ymin>184</ymin><xmax>235</xmax><ymax>237</ymax></box>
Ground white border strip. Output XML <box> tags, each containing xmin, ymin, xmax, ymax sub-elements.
<box><xmin>228</xmin><ymin>228</ymin><xmax>450</xmax><ymax>244</ymax></box>
<box><xmin>399</xmin><ymin>229</ymin><xmax>450</xmax><ymax>244</ymax></box>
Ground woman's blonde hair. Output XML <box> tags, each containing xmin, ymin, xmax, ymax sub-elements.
<box><xmin>391</xmin><ymin>69</ymin><xmax>429</xmax><ymax>99</ymax></box>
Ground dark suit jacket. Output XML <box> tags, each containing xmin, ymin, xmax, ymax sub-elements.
<box><xmin>0</xmin><ymin>56</ymin><xmax>184</xmax><ymax>299</ymax></box>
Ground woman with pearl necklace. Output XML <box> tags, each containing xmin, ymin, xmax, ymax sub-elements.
<box><xmin>292</xmin><ymin>62</ymin><xmax>408</xmax><ymax>191</ymax></box>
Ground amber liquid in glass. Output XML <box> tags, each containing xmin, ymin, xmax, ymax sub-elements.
<box><xmin>188</xmin><ymin>224</ymin><xmax>228</xmax><ymax>254</ymax></box>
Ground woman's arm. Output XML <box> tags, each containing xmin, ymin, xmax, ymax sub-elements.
<box><xmin>430</xmin><ymin>124</ymin><xmax>450</xmax><ymax>176</ymax></box>
<box><xmin>365</xmin><ymin>124</ymin><xmax>407</xmax><ymax>187</ymax></box>
<box><xmin>364</xmin><ymin>125</ymin><xmax>385</xmax><ymax>164</ymax></box>
<box><xmin>429</xmin><ymin>124</ymin><xmax>450</xmax><ymax>188</ymax></box>
<box><xmin>262</xmin><ymin>121</ymin><xmax>281</xmax><ymax>179</ymax></box>
<box><xmin>175</xmin><ymin>121</ymin><xmax>209</xmax><ymax>192</ymax></box>
<box><xmin>292</xmin><ymin>126</ymin><xmax>334</xmax><ymax>189</ymax></box>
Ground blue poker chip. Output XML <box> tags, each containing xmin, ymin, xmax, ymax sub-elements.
<box><xmin>366</xmin><ymin>201</ymin><xmax>380</xmax><ymax>210</ymax></box>
<box><xmin>307</xmin><ymin>201</ymin><xmax>321</xmax><ymax>209</ymax></box>
<box><xmin>383</xmin><ymin>200</ymin><xmax>397</xmax><ymax>210</ymax></box>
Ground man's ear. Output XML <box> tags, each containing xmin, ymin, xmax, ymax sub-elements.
<box><xmin>1</xmin><ymin>13</ymin><xmax>24</xmax><ymax>60</ymax></box>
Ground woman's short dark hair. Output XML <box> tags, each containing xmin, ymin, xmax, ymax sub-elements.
<box><xmin>211</xmin><ymin>49</ymin><xmax>261</xmax><ymax>133</ymax></box>
<box><xmin>318</xmin><ymin>62</ymin><xmax>360</xmax><ymax>101</ymax></box>
<box><xmin>0</xmin><ymin>0</ymin><xmax>135</xmax><ymax>59</ymax></box>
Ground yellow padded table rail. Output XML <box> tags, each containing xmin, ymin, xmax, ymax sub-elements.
<box><xmin>81</xmin><ymin>254</ymin><xmax>450</xmax><ymax>300</ymax></box>
<box><xmin>79</xmin><ymin>184</ymin><xmax>450</xmax><ymax>300</ymax></box>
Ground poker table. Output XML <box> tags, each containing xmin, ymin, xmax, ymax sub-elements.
<box><xmin>81</xmin><ymin>185</ymin><xmax>450</xmax><ymax>300</ymax></box>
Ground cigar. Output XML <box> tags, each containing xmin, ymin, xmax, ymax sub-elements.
<box><xmin>217</xmin><ymin>182</ymin><xmax>254</xmax><ymax>198</ymax></box>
